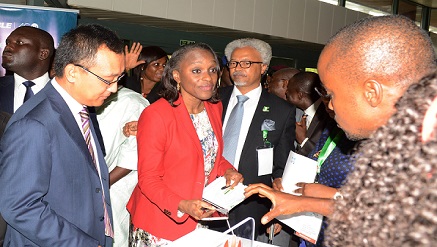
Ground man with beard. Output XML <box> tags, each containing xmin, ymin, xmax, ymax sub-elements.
<box><xmin>215</xmin><ymin>38</ymin><xmax>295</xmax><ymax>240</ymax></box>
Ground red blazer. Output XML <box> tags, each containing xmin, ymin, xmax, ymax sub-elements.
<box><xmin>127</xmin><ymin>96</ymin><xmax>234</xmax><ymax>241</ymax></box>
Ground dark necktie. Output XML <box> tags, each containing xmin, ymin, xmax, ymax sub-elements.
<box><xmin>79</xmin><ymin>106</ymin><xmax>114</xmax><ymax>238</ymax></box>
<box><xmin>223</xmin><ymin>95</ymin><xmax>249</xmax><ymax>165</ymax></box>
<box><xmin>23</xmin><ymin>81</ymin><xmax>35</xmax><ymax>103</ymax></box>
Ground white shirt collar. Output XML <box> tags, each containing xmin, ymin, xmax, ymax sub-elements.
<box><xmin>304</xmin><ymin>98</ymin><xmax>322</xmax><ymax>119</ymax></box>
<box><xmin>14</xmin><ymin>72</ymin><xmax>50</xmax><ymax>91</ymax></box>
<box><xmin>51</xmin><ymin>78</ymin><xmax>84</xmax><ymax>116</ymax></box>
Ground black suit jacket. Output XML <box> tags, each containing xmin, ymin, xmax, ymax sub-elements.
<box><xmin>219</xmin><ymin>86</ymin><xmax>296</xmax><ymax>236</ymax></box>
<box><xmin>0</xmin><ymin>76</ymin><xmax>14</xmax><ymax>114</ymax></box>
<box><xmin>296</xmin><ymin>103</ymin><xmax>330</xmax><ymax>156</ymax></box>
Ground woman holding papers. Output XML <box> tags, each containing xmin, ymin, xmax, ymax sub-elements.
<box><xmin>127</xmin><ymin>43</ymin><xmax>243</xmax><ymax>246</ymax></box>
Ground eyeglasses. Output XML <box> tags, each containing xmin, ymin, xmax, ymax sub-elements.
<box><xmin>314</xmin><ymin>87</ymin><xmax>331</xmax><ymax>100</ymax></box>
<box><xmin>74</xmin><ymin>64</ymin><xmax>125</xmax><ymax>86</ymax></box>
<box><xmin>227</xmin><ymin>61</ymin><xmax>263</xmax><ymax>69</ymax></box>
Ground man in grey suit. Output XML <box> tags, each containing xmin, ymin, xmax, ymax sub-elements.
<box><xmin>217</xmin><ymin>38</ymin><xmax>295</xmax><ymax>239</ymax></box>
<box><xmin>0</xmin><ymin>24</ymin><xmax>125</xmax><ymax>247</ymax></box>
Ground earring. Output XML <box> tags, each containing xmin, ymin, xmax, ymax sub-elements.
<box><xmin>140</xmin><ymin>77</ymin><xmax>143</xmax><ymax>80</ymax></box>
<box><xmin>177</xmin><ymin>83</ymin><xmax>181</xmax><ymax>91</ymax></box>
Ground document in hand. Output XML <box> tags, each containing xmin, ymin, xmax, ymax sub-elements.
<box><xmin>276</xmin><ymin>150</ymin><xmax>323</xmax><ymax>244</ymax></box>
<box><xmin>202</xmin><ymin>176</ymin><xmax>247</xmax><ymax>214</ymax></box>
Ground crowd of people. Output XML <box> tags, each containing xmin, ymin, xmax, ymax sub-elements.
<box><xmin>0</xmin><ymin>13</ymin><xmax>435</xmax><ymax>247</ymax></box>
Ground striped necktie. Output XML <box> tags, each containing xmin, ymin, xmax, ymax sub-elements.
<box><xmin>79</xmin><ymin>106</ymin><xmax>114</xmax><ymax>238</ymax></box>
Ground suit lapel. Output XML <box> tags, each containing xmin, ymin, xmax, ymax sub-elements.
<box><xmin>218</xmin><ymin>86</ymin><xmax>233</xmax><ymax>121</ymax></box>
<box><xmin>174</xmin><ymin>96</ymin><xmax>204</xmax><ymax>158</ymax></box>
<box><xmin>45</xmin><ymin>83</ymin><xmax>99</xmax><ymax>175</ymax></box>
<box><xmin>306</xmin><ymin>104</ymin><xmax>327</xmax><ymax>138</ymax></box>
<box><xmin>0</xmin><ymin>76</ymin><xmax>15</xmax><ymax>114</ymax></box>
<box><xmin>240</xmin><ymin>90</ymin><xmax>269</xmax><ymax>159</ymax></box>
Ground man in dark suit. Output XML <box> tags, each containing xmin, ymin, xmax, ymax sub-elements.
<box><xmin>0</xmin><ymin>26</ymin><xmax>54</xmax><ymax>114</ymax></box>
<box><xmin>0</xmin><ymin>24</ymin><xmax>125</xmax><ymax>247</ymax></box>
<box><xmin>218</xmin><ymin>38</ymin><xmax>295</xmax><ymax>239</ymax></box>
<box><xmin>286</xmin><ymin>71</ymin><xmax>329</xmax><ymax>156</ymax></box>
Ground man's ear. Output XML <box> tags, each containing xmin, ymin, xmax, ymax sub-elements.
<box><xmin>297</xmin><ymin>91</ymin><xmax>304</xmax><ymax>100</ymax></box>
<box><xmin>282</xmin><ymin>80</ymin><xmax>289</xmax><ymax>90</ymax></box>
<box><xmin>261</xmin><ymin>64</ymin><xmax>268</xmax><ymax>75</ymax></box>
<box><xmin>39</xmin><ymin>49</ymin><xmax>50</xmax><ymax>60</ymax></box>
<box><xmin>65</xmin><ymin>64</ymin><xmax>77</xmax><ymax>83</ymax></box>
<box><xmin>363</xmin><ymin>80</ymin><xmax>383</xmax><ymax>107</ymax></box>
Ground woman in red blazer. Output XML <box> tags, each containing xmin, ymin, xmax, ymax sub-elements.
<box><xmin>127</xmin><ymin>43</ymin><xmax>243</xmax><ymax>246</ymax></box>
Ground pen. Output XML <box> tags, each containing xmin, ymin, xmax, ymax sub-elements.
<box><xmin>221</xmin><ymin>185</ymin><xmax>230</xmax><ymax>190</ymax></box>
<box><xmin>268</xmin><ymin>224</ymin><xmax>274</xmax><ymax>244</ymax></box>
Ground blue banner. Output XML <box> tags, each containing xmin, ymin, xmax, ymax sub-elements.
<box><xmin>0</xmin><ymin>4</ymin><xmax>78</xmax><ymax>76</ymax></box>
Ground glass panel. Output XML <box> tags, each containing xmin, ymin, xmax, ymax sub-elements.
<box><xmin>347</xmin><ymin>0</ymin><xmax>393</xmax><ymax>14</ymax></box>
<box><xmin>399</xmin><ymin>0</ymin><xmax>422</xmax><ymax>24</ymax></box>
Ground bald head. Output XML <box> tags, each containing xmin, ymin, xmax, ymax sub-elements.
<box><xmin>324</xmin><ymin>15</ymin><xmax>435</xmax><ymax>90</ymax></box>
<box><xmin>317</xmin><ymin>15</ymin><xmax>436</xmax><ymax>140</ymax></box>
<box><xmin>267</xmin><ymin>67</ymin><xmax>300</xmax><ymax>100</ymax></box>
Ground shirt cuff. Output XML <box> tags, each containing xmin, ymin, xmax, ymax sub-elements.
<box><xmin>300</xmin><ymin>137</ymin><xmax>309</xmax><ymax>147</ymax></box>
<box><xmin>177</xmin><ymin>210</ymin><xmax>185</xmax><ymax>218</ymax></box>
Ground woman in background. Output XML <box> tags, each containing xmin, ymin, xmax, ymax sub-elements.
<box><xmin>127</xmin><ymin>43</ymin><xmax>243</xmax><ymax>246</ymax></box>
<box><xmin>125</xmin><ymin>45</ymin><xmax>168</xmax><ymax>99</ymax></box>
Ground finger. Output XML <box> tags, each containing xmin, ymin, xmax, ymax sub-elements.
<box><xmin>124</xmin><ymin>45</ymin><xmax>129</xmax><ymax>54</ymax></box>
<box><xmin>296</xmin><ymin>182</ymin><xmax>306</xmax><ymax>187</ymax></box>
<box><xmin>261</xmin><ymin>208</ymin><xmax>282</xmax><ymax>225</ymax></box>
<box><xmin>294</xmin><ymin>187</ymin><xmax>303</xmax><ymax>195</ymax></box>
<box><xmin>134</xmin><ymin>43</ymin><xmax>142</xmax><ymax>54</ymax></box>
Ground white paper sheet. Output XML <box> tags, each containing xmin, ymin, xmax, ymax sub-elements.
<box><xmin>276</xmin><ymin>150</ymin><xmax>323</xmax><ymax>244</ymax></box>
<box><xmin>257</xmin><ymin>147</ymin><xmax>273</xmax><ymax>176</ymax></box>
<box><xmin>202</xmin><ymin>176</ymin><xmax>247</xmax><ymax>214</ymax></box>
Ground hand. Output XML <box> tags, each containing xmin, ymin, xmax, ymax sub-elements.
<box><xmin>244</xmin><ymin>183</ymin><xmax>303</xmax><ymax>224</ymax></box>
<box><xmin>295</xmin><ymin>115</ymin><xmax>307</xmax><ymax>144</ymax></box>
<box><xmin>266</xmin><ymin>223</ymin><xmax>282</xmax><ymax>235</ymax></box>
<box><xmin>223</xmin><ymin>168</ymin><xmax>243</xmax><ymax>188</ymax></box>
<box><xmin>125</xmin><ymin>42</ymin><xmax>145</xmax><ymax>71</ymax></box>
<box><xmin>294</xmin><ymin>183</ymin><xmax>337</xmax><ymax>199</ymax></box>
<box><xmin>272</xmin><ymin>177</ymin><xmax>283</xmax><ymax>191</ymax></box>
<box><xmin>123</xmin><ymin>121</ymin><xmax>138</xmax><ymax>137</ymax></box>
<box><xmin>178</xmin><ymin>199</ymin><xmax>215</xmax><ymax>220</ymax></box>
<box><xmin>223</xmin><ymin>236</ymin><xmax>242</xmax><ymax>247</ymax></box>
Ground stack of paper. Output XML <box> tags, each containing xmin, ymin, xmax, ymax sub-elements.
<box><xmin>202</xmin><ymin>176</ymin><xmax>246</xmax><ymax>214</ymax></box>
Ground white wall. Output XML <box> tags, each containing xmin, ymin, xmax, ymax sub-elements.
<box><xmin>68</xmin><ymin>0</ymin><xmax>369</xmax><ymax>45</ymax></box>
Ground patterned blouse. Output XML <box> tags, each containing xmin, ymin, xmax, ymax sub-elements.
<box><xmin>190</xmin><ymin>108</ymin><xmax>218</xmax><ymax>185</ymax></box>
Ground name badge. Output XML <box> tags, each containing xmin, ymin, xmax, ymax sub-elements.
<box><xmin>256</xmin><ymin>145</ymin><xmax>274</xmax><ymax>176</ymax></box>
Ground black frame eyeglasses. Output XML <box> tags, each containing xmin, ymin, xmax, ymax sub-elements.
<box><xmin>227</xmin><ymin>61</ymin><xmax>263</xmax><ymax>69</ymax></box>
<box><xmin>314</xmin><ymin>87</ymin><xmax>331</xmax><ymax>100</ymax></box>
<box><xmin>74</xmin><ymin>64</ymin><xmax>125</xmax><ymax>86</ymax></box>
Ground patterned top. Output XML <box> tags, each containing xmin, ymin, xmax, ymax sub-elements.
<box><xmin>190</xmin><ymin>109</ymin><xmax>218</xmax><ymax>185</ymax></box>
<box><xmin>304</xmin><ymin>121</ymin><xmax>358</xmax><ymax>247</ymax></box>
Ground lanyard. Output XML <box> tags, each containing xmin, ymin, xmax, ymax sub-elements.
<box><xmin>316</xmin><ymin>129</ymin><xmax>344</xmax><ymax>174</ymax></box>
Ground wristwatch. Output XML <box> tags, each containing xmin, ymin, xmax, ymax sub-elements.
<box><xmin>333</xmin><ymin>191</ymin><xmax>343</xmax><ymax>200</ymax></box>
